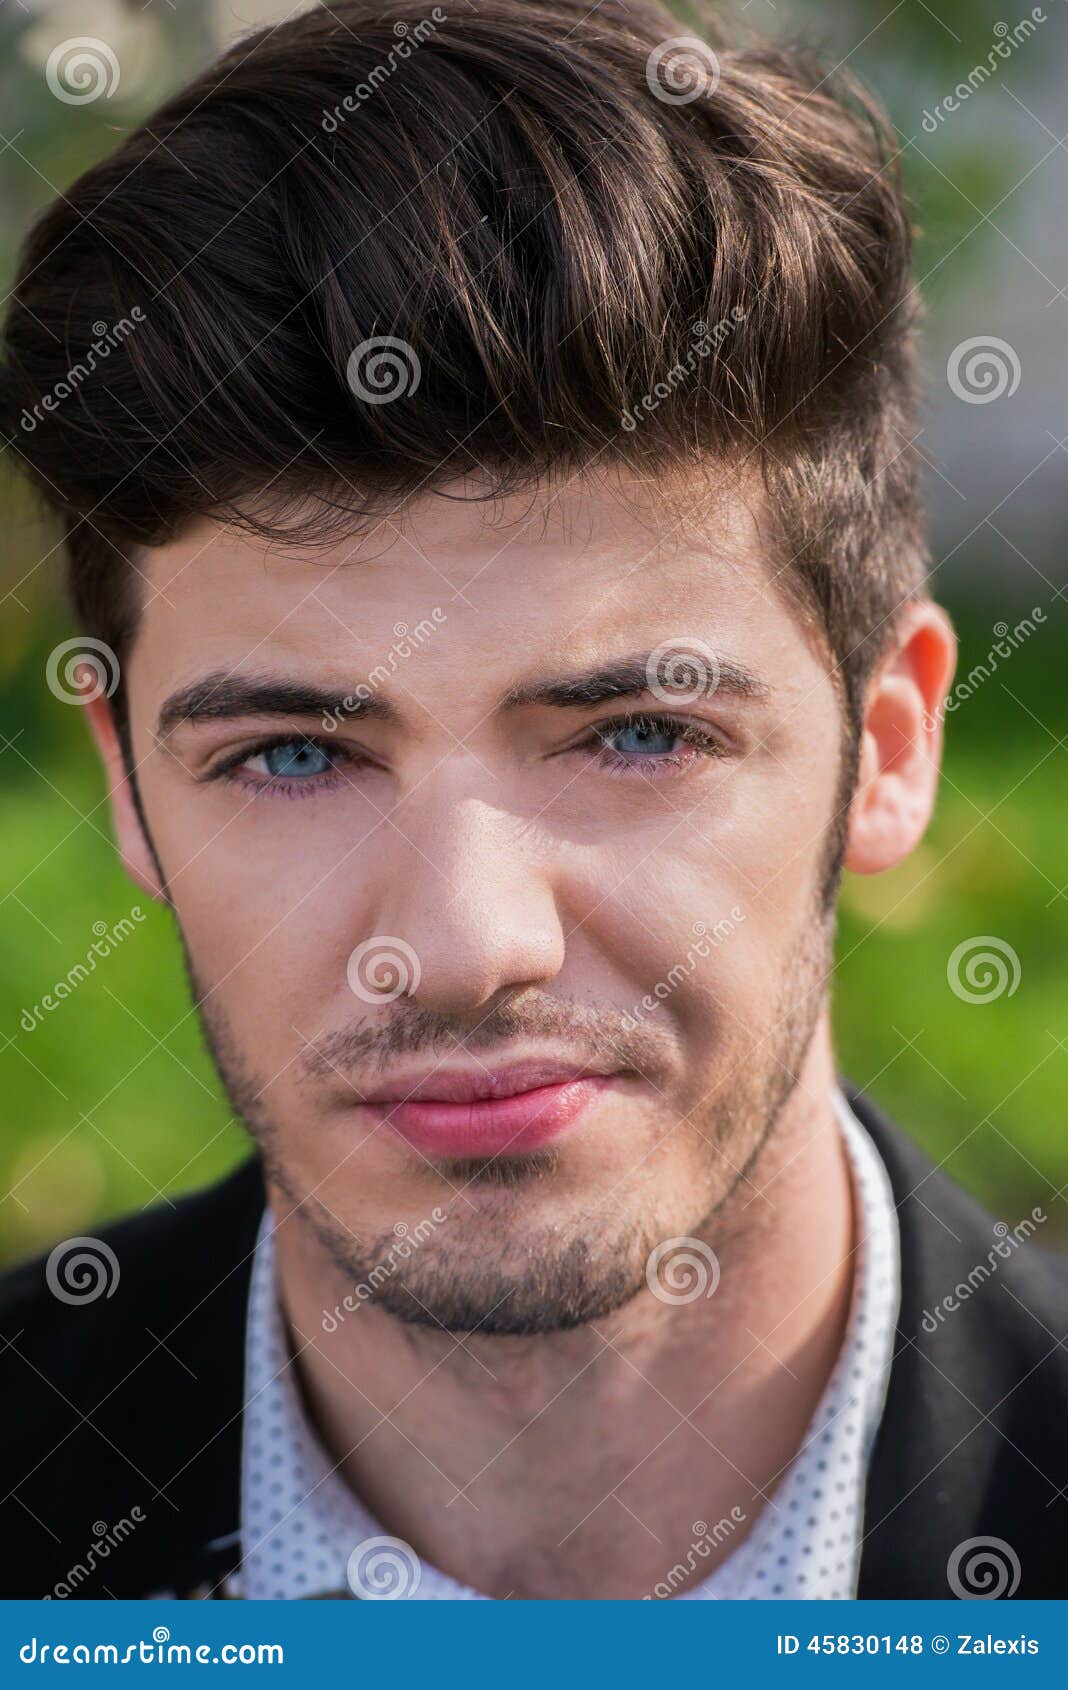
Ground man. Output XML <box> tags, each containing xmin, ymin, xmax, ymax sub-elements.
<box><xmin>0</xmin><ymin>0</ymin><xmax>1064</xmax><ymax>1602</ymax></box>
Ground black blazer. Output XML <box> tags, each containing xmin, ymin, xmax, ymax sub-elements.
<box><xmin>2</xmin><ymin>1089</ymin><xmax>1066</xmax><ymax>1599</ymax></box>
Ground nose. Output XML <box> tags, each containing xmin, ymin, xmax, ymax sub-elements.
<box><xmin>369</xmin><ymin>793</ymin><xmax>566</xmax><ymax>1016</ymax></box>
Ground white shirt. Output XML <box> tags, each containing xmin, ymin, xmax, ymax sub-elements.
<box><xmin>236</xmin><ymin>1092</ymin><xmax>899</xmax><ymax>1599</ymax></box>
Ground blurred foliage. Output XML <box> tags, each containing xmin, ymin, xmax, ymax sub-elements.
<box><xmin>2</xmin><ymin>0</ymin><xmax>1067</xmax><ymax>1262</ymax></box>
<box><xmin>835</xmin><ymin>601</ymin><xmax>1068</xmax><ymax>1243</ymax></box>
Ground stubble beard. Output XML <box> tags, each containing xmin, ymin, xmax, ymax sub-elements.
<box><xmin>181</xmin><ymin>915</ymin><xmax>833</xmax><ymax>1337</ymax></box>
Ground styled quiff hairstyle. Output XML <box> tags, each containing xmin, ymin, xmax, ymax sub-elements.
<box><xmin>1</xmin><ymin>0</ymin><xmax>926</xmax><ymax>733</ymax></box>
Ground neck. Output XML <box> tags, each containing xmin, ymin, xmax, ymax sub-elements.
<box><xmin>270</xmin><ymin>1023</ymin><xmax>855</xmax><ymax>1599</ymax></box>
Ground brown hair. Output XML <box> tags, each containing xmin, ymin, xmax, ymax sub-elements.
<box><xmin>0</xmin><ymin>0</ymin><xmax>926</xmax><ymax>732</ymax></box>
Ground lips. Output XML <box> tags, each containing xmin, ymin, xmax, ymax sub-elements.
<box><xmin>354</xmin><ymin>1060</ymin><xmax>621</xmax><ymax>1158</ymax></box>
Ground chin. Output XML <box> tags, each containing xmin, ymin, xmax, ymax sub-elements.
<box><xmin>368</xmin><ymin>1239</ymin><xmax>648</xmax><ymax>1336</ymax></box>
<box><xmin>300</xmin><ymin>1172</ymin><xmax>657</xmax><ymax>1336</ymax></box>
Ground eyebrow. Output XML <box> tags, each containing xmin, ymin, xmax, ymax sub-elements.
<box><xmin>156</xmin><ymin>673</ymin><xmax>395</xmax><ymax>736</ymax></box>
<box><xmin>156</xmin><ymin>648</ymin><xmax>770</xmax><ymax>738</ymax></box>
<box><xmin>503</xmin><ymin>652</ymin><xmax>770</xmax><ymax>710</ymax></box>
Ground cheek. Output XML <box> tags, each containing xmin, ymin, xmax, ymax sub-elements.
<box><xmin>556</xmin><ymin>764</ymin><xmax>832</xmax><ymax>1025</ymax></box>
<box><xmin>148</xmin><ymin>786</ymin><xmax>377</xmax><ymax>1032</ymax></box>
<box><xmin>701</xmin><ymin>726</ymin><xmax>841</xmax><ymax>919</ymax></box>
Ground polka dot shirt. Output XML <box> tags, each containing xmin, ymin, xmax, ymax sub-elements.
<box><xmin>236</xmin><ymin>1090</ymin><xmax>899</xmax><ymax>1599</ymax></box>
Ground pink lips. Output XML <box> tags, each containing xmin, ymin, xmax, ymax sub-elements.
<box><xmin>355</xmin><ymin>1061</ymin><xmax>619</xmax><ymax>1157</ymax></box>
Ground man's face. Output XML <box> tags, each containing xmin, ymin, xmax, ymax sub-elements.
<box><xmin>120</xmin><ymin>467</ymin><xmax>844</xmax><ymax>1332</ymax></box>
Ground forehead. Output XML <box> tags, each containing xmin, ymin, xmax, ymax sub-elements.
<box><xmin>130</xmin><ymin>465</ymin><xmax>824</xmax><ymax>706</ymax></box>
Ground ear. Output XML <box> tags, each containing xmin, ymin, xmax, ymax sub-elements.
<box><xmin>844</xmin><ymin>599</ymin><xmax>957</xmax><ymax>876</ymax></box>
<box><xmin>82</xmin><ymin>691</ymin><xmax>168</xmax><ymax>903</ymax></box>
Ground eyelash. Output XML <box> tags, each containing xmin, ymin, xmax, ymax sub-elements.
<box><xmin>586</xmin><ymin>713</ymin><xmax>726</xmax><ymax>777</ymax></box>
<box><xmin>209</xmin><ymin>713</ymin><xmax>726</xmax><ymax>799</ymax></box>
<box><xmin>208</xmin><ymin>733</ymin><xmax>358</xmax><ymax>800</ymax></box>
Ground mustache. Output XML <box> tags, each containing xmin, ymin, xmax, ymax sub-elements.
<box><xmin>298</xmin><ymin>994</ymin><xmax>676</xmax><ymax>1083</ymax></box>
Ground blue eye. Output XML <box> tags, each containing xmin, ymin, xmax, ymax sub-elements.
<box><xmin>214</xmin><ymin>732</ymin><xmax>361</xmax><ymax>797</ymax></box>
<box><xmin>601</xmin><ymin>719</ymin><xmax>680</xmax><ymax>757</ymax></box>
<box><xmin>254</xmin><ymin>739</ymin><xmax>333</xmax><ymax>779</ymax></box>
